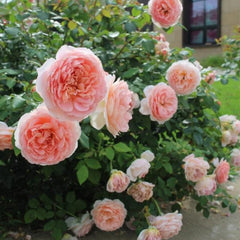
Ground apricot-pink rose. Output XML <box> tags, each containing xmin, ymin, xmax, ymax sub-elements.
<box><xmin>36</xmin><ymin>45</ymin><xmax>106</xmax><ymax>121</ymax></box>
<box><xmin>126</xmin><ymin>158</ymin><xmax>151</xmax><ymax>182</ymax></box>
<box><xmin>149</xmin><ymin>211</ymin><xmax>183</xmax><ymax>240</ymax></box>
<box><xmin>91</xmin><ymin>198</ymin><xmax>127</xmax><ymax>231</ymax></box>
<box><xmin>215</xmin><ymin>159</ymin><xmax>230</xmax><ymax>184</ymax></box>
<box><xmin>183</xmin><ymin>154</ymin><xmax>210</xmax><ymax>182</ymax></box>
<box><xmin>127</xmin><ymin>181</ymin><xmax>155</xmax><ymax>202</ymax></box>
<box><xmin>204</xmin><ymin>71</ymin><xmax>216</xmax><ymax>84</ymax></box>
<box><xmin>148</xmin><ymin>0</ymin><xmax>183</xmax><ymax>28</ymax></box>
<box><xmin>14</xmin><ymin>104</ymin><xmax>81</xmax><ymax>165</ymax></box>
<box><xmin>90</xmin><ymin>74</ymin><xmax>135</xmax><ymax>137</ymax></box>
<box><xmin>139</xmin><ymin>83</ymin><xmax>178</xmax><ymax>124</ymax></box>
<box><xmin>106</xmin><ymin>170</ymin><xmax>130</xmax><ymax>193</ymax></box>
<box><xmin>166</xmin><ymin>60</ymin><xmax>201</xmax><ymax>95</ymax></box>
<box><xmin>137</xmin><ymin>226</ymin><xmax>162</xmax><ymax>240</ymax></box>
<box><xmin>65</xmin><ymin>212</ymin><xmax>94</xmax><ymax>237</ymax></box>
<box><xmin>231</xmin><ymin>149</ymin><xmax>240</xmax><ymax>167</ymax></box>
<box><xmin>194</xmin><ymin>175</ymin><xmax>217</xmax><ymax>196</ymax></box>
<box><xmin>0</xmin><ymin>122</ymin><xmax>15</xmax><ymax>151</ymax></box>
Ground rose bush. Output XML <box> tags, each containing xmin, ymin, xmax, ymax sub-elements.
<box><xmin>0</xmin><ymin>0</ymin><xmax>239</xmax><ymax>240</ymax></box>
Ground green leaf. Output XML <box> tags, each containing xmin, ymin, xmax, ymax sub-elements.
<box><xmin>5</xmin><ymin>27</ymin><xmax>21</xmax><ymax>37</ymax></box>
<box><xmin>66</xmin><ymin>191</ymin><xmax>76</xmax><ymax>203</ymax></box>
<box><xmin>12</xmin><ymin>95</ymin><xmax>26</xmax><ymax>109</ymax></box>
<box><xmin>6</xmin><ymin>79</ymin><xmax>16</xmax><ymax>89</ymax></box>
<box><xmin>79</xmin><ymin>130</ymin><xmax>89</xmax><ymax>149</ymax></box>
<box><xmin>166</xmin><ymin>177</ymin><xmax>177</xmax><ymax>189</ymax></box>
<box><xmin>37</xmin><ymin>207</ymin><xmax>47</xmax><ymax>220</ymax></box>
<box><xmin>28</xmin><ymin>198</ymin><xmax>40</xmax><ymax>209</ymax></box>
<box><xmin>32</xmin><ymin>92</ymin><xmax>43</xmax><ymax>102</ymax></box>
<box><xmin>203</xmin><ymin>208</ymin><xmax>210</xmax><ymax>218</ymax></box>
<box><xmin>88</xmin><ymin>169</ymin><xmax>101</xmax><ymax>185</ymax></box>
<box><xmin>105</xmin><ymin>147</ymin><xmax>115</xmax><ymax>161</ymax></box>
<box><xmin>113</xmin><ymin>142</ymin><xmax>131</xmax><ymax>152</ymax></box>
<box><xmin>142</xmin><ymin>39</ymin><xmax>155</xmax><ymax>53</ymax></box>
<box><xmin>52</xmin><ymin>227</ymin><xmax>62</xmax><ymax>240</ymax></box>
<box><xmin>108</xmin><ymin>31</ymin><xmax>119</xmax><ymax>38</ymax></box>
<box><xmin>44</xmin><ymin>220</ymin><xmax>56</xmax><ymax>231</ymax></box>
<box><xmin>123</xmin><ymin>68</ymin><xmax>139</xmax><ymax>78</ymax></box>
<box><xmin>77</xmin><ymin>165</ymin><xmax>89</xmax><ymax>185</ymax></box>
<box><xmin>0</xmin><ymin>160</ymin><xmax>6</xmax><ymax>166</ymax></box>
<box><xmin>102</xmin><ymin>9</ymin><xmax>111</xmax><ymax>18</ymax></box>
<box><xmin>45</xmin><ymin>211</ymin><xmax>54</xmax><ymax>219</ymax></box>
<box><xmin>125</xmin><ymin>22</ymin><xmax>137</xmax><ymax>32</ymax></box>
<box><xmin>68</xmin><ymin>21</ymin><xmax>77</xmax><ymax>30</ymax></box>
<box><xmin>85</xmin><ymin>159</ymin><xmax>101</xmax><ymax>169</ymax></box>
<box><xmin>11</xmin><ymin>134</ymin><xmax>21</xmax><ymax>157</ymax></box>
<box><xmin>163</xmin><ymin>162</ymin><xmax>173</xmax><ymax>174</ymax></box>
<box><xmin>229</xmin><ymin>203</ymin><xmax>237</xmax><ymax>213</ymax></box>
<box><xmin>24</xmin><ymin>209</ymin><xmax>37</xmax><ymax>223</ymax></box>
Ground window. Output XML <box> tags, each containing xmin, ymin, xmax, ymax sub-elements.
<box><xmin>183</xmin><ymin>0</ymin><xmax>221</xmax><ymax>46</ymax></box>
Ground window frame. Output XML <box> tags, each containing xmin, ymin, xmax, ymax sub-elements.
<box><xmin>182</xmin><ymin>0</ymin><xmax>222</xmax><ymax>47</ymax></box>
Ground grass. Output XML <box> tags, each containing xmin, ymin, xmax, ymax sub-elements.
<box><xmin>200</xmin><ymin>55</ymin><xmax>225</xmax><ymax>68</ymax></box>
<box><xmin>213</xmin><ymin>79</ymin><xmax>240</xmax><ymax>119</ymax></box>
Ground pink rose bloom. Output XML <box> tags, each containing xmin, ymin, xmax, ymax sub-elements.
<box><xmin>0</xmin><ymin>122</ymin><xmax>15</xmax><ymax>151</ymax></box>
<box><xmin>106</xmin><ymin>170</ymin><xmax>130</xmax><ymax>193</ymax></box>
<box><xmin>141</xmin><ymin>150</ymin><xmax>155</xmax><ymax>162</ymax></box>
<box><xmin>127</xmin><ymin>181</ymin><xmax>155</xmax><ymax>202</ymax></box>
<box><xmin>183</xmin><ymin>154</ymin><xmax>210</xmax><ymax>182</ymax></box>
<box><xmin>126</xmin><ymin>158</ymin><xmax>151</xmax><ymax>182</ymax></box>
<box><xmin>215</xmin><ymin>159</ymin><xmax>230</xmax><ymax>184</ymax></box>
<box><xmin>148</xmin><ymin>0</ymin><xmax>183</xmax><ymax>28</ymax></box>
<box><xmin>231</xmin><ymin>149</ymin><xmax>240</xmax><ymax>167</ymax></box>
<box><xmin>166</xmin><ymin>60</ymin><xmax>201</xmax><ymax>95</ymax></box>
<box><xmin>137</xmin><ymin>226</ymin><xmax>162</xmax><ymax>240</ymax></box>
<box><xmin>154</xmin><ymin>33</ymin><xmax>166</xmax><ymax>42</ymax></box>
<box><xmin>14</xmin><ymin>104</ymin><xmax>81</xmax><ymax>165</ymax></box>
<box><xmin>36</xmin><ymin>45</ymin><xmax>106</xmax><ymax>121</ymax></box>
<box><xmin>90</xmin><ymin>74</ymin><xmax>135</xmax><ymax>137</ymax></box>
<box><xmin>233</xmin><ymin>120</ymin><xmax>240</xmax><ymax>135</ymax></box>
<box><xmin>91</xmin><ymin>198</ymin><xmax>127</xmax><ymax>232</ymax></box>
<box><xmin>155</xmin><ymin>41</ymin><xmax>170</xmax><ymax>58</ymax></box>
<box><xmin>194</xmin><ymin>175</ymin><xmax>217</xmax><ymax>196</ymax></box>
<box><xmin>65</xmin><ymin>212</ymin><xmax>94</xmax><ymax>237</ymax></box>
<box><xmin>149</xmin><ymin>211</ymin><xmax>183</xmax><ymax>240</ymax></box>
<box><xmin>221</xmin><ymin>130</ymin><xmax>232</xmax><ymax>147</ymax></box>
<box><xmin>139</xmin><ymin>83</ymin><xmax>178</xmax><ymax>124</ymax></box>
<box><xmin>204</xmin><ymin>71</ymin><xmax>216</xmax><ymax>84</ymax></box>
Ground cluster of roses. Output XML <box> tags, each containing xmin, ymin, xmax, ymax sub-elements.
<box><xmin>64</xmin><ymin>150</ymin><xmax>183</xmax><ymax>240</ymax></box>
<box><xmin>183</xmin><ymin>154</ymin><xmax>230</xmax><ymax>197</ymax></box>
<box><xmin>154</xmin><ymin>33</ymin><xmax>170</xmax><ymax>59</ymax></box>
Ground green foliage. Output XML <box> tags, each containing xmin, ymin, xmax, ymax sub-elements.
<box><xmin>0</xmin><ymin>0</ymin><xmax>239</xmax><ymax>239</ymax></box>
<box><xmin>200</xmin><ymin>55</ymin><xmax>225</xmax><ymax>68</ymax></box>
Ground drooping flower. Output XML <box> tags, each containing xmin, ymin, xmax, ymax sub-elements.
<box><xmin>230</xmin><ymin>148</ymin><xmax>240</xmax><ymax>167</ymax></box>
<box><xmin>149</xmin><ymin>211</ymin><xmax>183</xmax><ymax>240</ymax></box>
<box><xmin>148</xmin><ymin>0</ymin><xmax>183</xmax><ymax>29</ymax></box>
<box><xmin>36</xmin><ymin>45</ymin><xmax>106</xmax><ymax>121</ymax></box>
<box><xmin>106</xmin><ymin>170</ymin><xmax>130</xmax><ymax>193</ymax></box>
<box><xmin>90</xmin><ymin>74</ymin><xmax>137</xmax><ymax>137</ymax></box>
<box><xmin>91</xmin><ymin>198</ymin><xmax>127</xmax><ymax>232</ymax></box>
<box><xmin>14</xmin><ymin>104</ymin><xmax>81</xmax><ymax>165</ymax></box>
<box><xmin>137</xmin><ymin>226</ymin><xmax>162</xmax><ymax>240</ymax></box>
<box><xmin>214</xmin><ymin>159</ymin><xmax>230</xmax><ymax>184</ymax></box>
<box><xmin>126</xmin><ymin>158</ymin><xmax>151</xmax><ymax>182</ymax></box>
<box><xmin>166</xmin><ymin>60</ymin><xmax>201</xmax><ymax>95</ymax></box>
<box><xmin>139</xmin><ymin>83</ymin><xmax>178</xmax><ymax>124</ymax></box>
<box><xmin>127</xmin><ymin>181</ymin><xmax>155</xmax><ymax>202</ymax></box>
<box><xmin>0</xmin><ymin>122</ymin><xmax>15</xmax><ymax>151</ymax></box>
<box><xmin>194</xmin><ymin>175</ymin><xmax>217</xmax><ymax>196</ymax></box>
<box><xmin>183</xmin><ymin>154</ymin><xmax>210</xmax><ymax>182</ymax></box>
<box><xmin>141</xmin><ymin>150</ymin><xmax>155</xmax><ymax>162</ymax></box>
<box><xmin>65</xmin><ymin>212</ymin><xmax>94</xmax><ymax>237</ymax></box>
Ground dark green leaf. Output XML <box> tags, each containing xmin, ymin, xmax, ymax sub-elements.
<box><xmin>79</xmin><ymin>130</ymin><xmax>89</xmax><ymax>149</ymax></box>
<box><xmin>105</xmin><ymin>147</ymin><xmax>115</xmax><ymax>161</ymax></box>
<box><xmin>77</xmin><ymin>165</ymin><xmax>89</xmax><ymax>185</ymax></box>
<box><xmin>113</xmin><ymin>142</ymin><xmax>131</xmax><ymax>152</ymax></box>
<box><xmin>66</xmin><ymin>191</ymin><xmax>76</xmax><ymax>203</ymax></box>
<box><xmin>24</xmin><ymin>209</ymin><xmax>37</xmax><ymax>223</ymax></box>
<box><xmin>85</xmin><ymin>159</ymin><xmax>101</xmax><ymax>169</ymax></box>
<box><xmin>44</xmin><ymin>220</ymin><xmax>56</xmax><ymax>231</ymax></box>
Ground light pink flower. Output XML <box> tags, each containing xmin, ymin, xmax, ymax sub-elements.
<box><xmin>154</xmin><ymin>33</ymin><xmax>166</xmax><ymax>42</ymax></box>
<box><xmin>221</xmin><ymin>130</ymin><xmax>232</xmax><ymax>147</ymax></box>
<box><xmin>90</xmin><ymin>74</ymin><xmax>135</xmax><ymax>137</ymax></box>
<box><xmin>233</xmin><ymin>120</ymin><xmax>240</xmax><ymax>135</ymax></box>
<box><xmin>141</xmin><ymin>150</ymin><xmax>155</xmax><ymax>162</ymax></box>
<box><xmin>139</xmin><ymin>83</ymin><xmax>178</xmax><ymax>124</ymax></box>
<box><xmin>204</xmin><ymin>71</ymin><xmax>216</xmax><ymax>84</ymax></box>
<box><xmin>149</xmin><ymin>211</ymin><xmax>183</xmax><ymax>240</ymax></box>
<box><xmin>14</xmin><ymin>104</ymin><xmax>81</xmax><ymax>165</ymax></box>
<box><xmin>183</xmin><ymin>154</ymin><xmax>210</xmax><ymax>182</ymax></box>
<box><xmin>194</xmin><ymin>175</ymin><xmax>217</xmax><ymax>196</ymax></box>
<box><xmin>36</xmin><ymin>45</ymin><xmax>106</xmax><ymax>121</ymax></box>
<box><xmin>91</xmin><ymin>198</ymin><xmax>127</xmax><ymax>232</ymax></box>
<box><xmin>126</xmin><ymin>158</ymin><xmax>151</xmax><ymax>182</ymax></box>
<box><xmin>126</xmin><ymin>217</ymin><xmax>136</xmax><ymax>231</ymax></box>
<box><xmin>231</xmin><ymin>149</ymin><xmax>240</xmax><ymax>167</ymax></box>
<box><xmin>148</xmin><ymin>0</ymin><xmax>183</xmax><ymax>28</ymax></box>
<box><xmin>193</xmin><ymin>61</ymin><xmax>203</xmax><ymax>71</ymax></box>
<box><xmin>65</xmin><ymin>212</ymin><xmax>94</xmax><ymax>237</ymax></box>
<box><xmin>166</xmin><ymin>60</ymin><xmax>201</xmax><ymax>95</ymax></box>
<box><xmin>155</xmin><ymin>41</ymin><xmax>170</xmax><ymax>58</ymax></box>
<box><xmin>106</xmin><ymin>170</ymin><xmax>130</xmax><ymax>193</ymax></box>
<box><xmin>215</xmin><ymin>159</ymin><xmax>230</xmax><ymax>184</ymax></box>
<box><xmin>127</xmin><ymin>181</ymin><xmax>155</xmax><ymax>202</ymax></box>
<box><xmin>0</xmin><ymin>122</ymin><xmax>15</xmax><ymax>151</ymax></box>
<box><xmin>137</xmin><ymin>226</ymin><xmax>162</xmax><ymax>240</ymax></box>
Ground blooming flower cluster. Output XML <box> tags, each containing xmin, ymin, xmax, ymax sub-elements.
<box><xmin>0</xmin><ymin>122</ymin><xmax>15</xmax><ymax>151</ymax></box>
<box><xmin>220</xmin><ymin>115</ymin><xmax>240</xmax><ymax>147</ymax></box>
<box><xmin>154</xmin><ymin>33</ymin><xmax>170</xmax><ymax>59</ymax></box>
<box><xmin>183</xmin><ymin>154</ymin><xmax>230</xmax><ymax>196</ymax></box>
